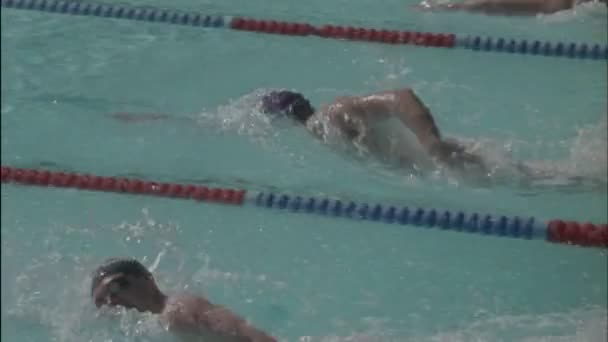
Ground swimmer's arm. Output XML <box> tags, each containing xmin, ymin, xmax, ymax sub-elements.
<box><xmin>415</xmin><ymin>0</ymin><xmax>574</xmax><ymax>15</ymax></box>
<box><xmin>336</xmin><ymin>89</ymin><xmax>483</xmax><ymax>165</ymax></box>
<box><xmin>336</xmin><ymin>89</ymin><xmax>443</xmax><ymax>154</ymax></box>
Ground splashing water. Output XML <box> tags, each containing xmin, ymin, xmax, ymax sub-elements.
<box><xmin>148</xmin><ymin>250</ymin><xmax>165</xmax><ymax>273</ymax></box>
<box><xmin>540</xmin><ymin>0</ymin><xmax>608</xmax><ymax>22</ymax></box>
<box><xmin>567</xmin><ymin>117</ymin><xmax>607</xmax><ymax>182</ymax></box>
<box><xmin>195</xmin><ymin>88</ymin><xmax>277</xmax><ymax>143</ymax></box>
<box><xmin>2</xmin><ymin>209</ymin><xmax>189</xmax><ymax>342</ymax></box>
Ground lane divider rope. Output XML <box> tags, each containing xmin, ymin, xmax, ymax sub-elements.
<box><xmin>0</xmin><ymin>166</ymin><xmax>246</xmax><ymax>204</ymax></box>
<box><xmin>2</xmin><ymin>166</ymin><xmax>607</xmax><ymax>248</ymax></box>
<box><xmin>2</xmin><ymin>0</ymin><xmax>606</xmax><ymax>60</ymax></box>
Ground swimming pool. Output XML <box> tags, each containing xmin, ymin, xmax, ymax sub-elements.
<box><xmin>1</xmin><ymin>0</ymin><xmax>607</xmax><ymax>340</ymax></box>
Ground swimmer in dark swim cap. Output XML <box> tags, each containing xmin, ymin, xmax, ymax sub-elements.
<box><xmin>111</xmin><ymin>88</ymin><xmax>483</xmax><ymax>173</ymax></box>
<box><xmin>260</xmin><ymin>88</ymin><xmax>482</xmax><ymax>171</ymax></box>
<box><xmin>91</xmin><ymin>258</ymin><xmax>276</xmax><ymax>341</ymax></box>
<box><xmin>113</xmin><ymin>88</ymin><xmax>604</xmax><ymax>188</ymax></box>
<box><xmin>260</xmin><ymin>90</ymin><xmax>316</xmax><ymax>124</ymax></box>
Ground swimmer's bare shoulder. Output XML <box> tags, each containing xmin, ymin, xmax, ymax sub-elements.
<box><xmin>160</xmin><ymin>293</ymin><xmax>277</xmax><ymax>342</ymax></box>
<box><xmin>319</xmin><ymin>95</ymin><xmax>382</xmax><ymax>126</ymax></box>
<box><xmin>313</xmin><ymin>97</ymin><xmax>369</xmax><ymax>139</ymax></box>
<box><xmin>316</xmin><ymin>96</ymin><xmax>359</xmax><ymax>118</ymax></box>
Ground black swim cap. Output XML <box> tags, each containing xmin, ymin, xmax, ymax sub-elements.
<box><xmin>261</xmin><ymin>90</ymin><xmax>315</xmax><ymax>124</ymax></box>
<box><xmin>90</xmin><ymin>258</ymin><xmax>151</xmax><ymax>296</ymax></box>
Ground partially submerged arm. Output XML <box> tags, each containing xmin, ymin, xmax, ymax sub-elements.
<box><xmin>328</xmin><ymin>89</ymin><xmax>443</xmax><ymax>155</ymax></box>
<box><xmin>328</xmin><ymin>88</ymin><xmax>483</xmax><ymax>167</ymax></box>
<box><xmin>415</xmin><ymin>0</ymin><xmax>575</xmax><ymax>15</ymax></box>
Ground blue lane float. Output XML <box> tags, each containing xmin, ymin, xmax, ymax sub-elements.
<box><xmin>1</xmin><ymin>0</ymin><xmax>227</xmax><ymax>28</ymax></box>
<box><xmin>461</xmin><ymin>35</ymin><xmax>606</xmax><ymax>60</ymax></box>
<box><xmin>251</xmin><ymin>192</ymin><xmax>548</xmax><ymax>241</ymax></box>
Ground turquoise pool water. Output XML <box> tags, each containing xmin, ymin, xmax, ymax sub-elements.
<box><xmin>1</xmin><ymin>0</ymin><xmax>607</xmax><ymax>341</ymax></box>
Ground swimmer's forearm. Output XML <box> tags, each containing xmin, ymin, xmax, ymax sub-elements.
<box><xmin>345</xmin><ymin>89</ymin><xmax>442</xmax><ymax>151</ymax></box>
<box><xmin>391</xmin><ymin>89</ymin><xmax>443</xmax><ymax>151</ymax></box>
<box><xmin>461</xmin><ymin>0</ymin><xmax>555</xmax><ymax>14</ymax></box>
<box><xmin>421</xmin><ymin>0</ymin><xmax>574</xmax><ymax>14</ymax></box>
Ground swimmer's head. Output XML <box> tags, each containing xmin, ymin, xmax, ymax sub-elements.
<box><xmin>91</xmin><ymin>258</ymin><xmax>165</xmax><ymax>313</ymax></box>
<box><xmin>261</xmin><ymin>90</ymin><xmax>315</xmax><ymax>124</ymax></box>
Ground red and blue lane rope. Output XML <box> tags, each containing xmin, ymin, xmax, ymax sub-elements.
<box><xmin>2</xmin><ymin>0</ymin><xmax>607</xmax><ymax>61</ymax></box>
<box><xmin>2</xmin><ymin>166</ymin><xmax>607</xmax><ymax>249</ymax></box>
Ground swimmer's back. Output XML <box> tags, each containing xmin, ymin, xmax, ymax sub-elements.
<box><xmin>161</xmin><ymin>293</ymin><xmax>276</xmax><ymax>342</ymax></box>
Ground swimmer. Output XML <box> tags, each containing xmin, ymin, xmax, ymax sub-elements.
<box><xmin>111</xmin><ymin>88</ymin><xmax>606</xmax><ymax>189</ymax></box>
<box><xmin>108</xmin><ymin>88</ymin><xmax>482</xmax><ymax>173</ymax></box>
<box><xmin>259</xmin><ymin>89</ymin><xmax>608</xmax><ymax>188</ymax></box>
<box><xmin>91</xmin><ymin>258</ymin><xmax>277</xmax><ymax>342</ymax></box>
<box><xmin>414</xmin><ymin>0</ymin><xmax>607</xmax><ymax>15</ymax></box>
<box><xmin>260</xmin><ymin>88</ymin><xmax>486</xmax><ymax>174</ymax></box>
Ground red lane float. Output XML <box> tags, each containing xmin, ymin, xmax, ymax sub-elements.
<box><xmin>547</xmin><ymin>220</ymin><xmax>608</xmax><ymax>248</ymax></box>
<box><xmin>0</xmin><ymin>166</ymin><xmax>246</xmax><ymax>205</ymax></box>
<box><xmin>230</xmin><ymin>18</ymin><xmax>314</xmax><ymax>36</ymax></box>
<box><xmin>231</xmin><ymin>17</ymin><xmax>455</xmax><ymax>48</ymax></box>
<box><xmin>3</xmin><ymin>0</ymin><xmax>605</xmax><ymax>60</ymax></box>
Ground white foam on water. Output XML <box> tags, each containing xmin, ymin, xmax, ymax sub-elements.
<box><xmin>540</xmin><ymin>1</ymin><xmax>608</xmax><ymax>22</ymax></box>
<box><xmin>437</xmin><ymin>116</ymin><xmax>607</xmax><ymax>191</ymax></box>
<box><xmin>148</xmin><ymin>250</ymin><xmax>165</xmax><ymax>273</ymax></box>
<box><xmin>1</xmin><ymin>209</ymin><xmax>192</xmax><ymax>342</ymax></box>
<box><xmin>194</xmin><ymin>88</ymin><xmax>278</xmax><ymax>144</ymax></box>
<box><xmin>296</xmin><ymin>306</ymin><xmax>607</xmax><ymax>342</ymax></box>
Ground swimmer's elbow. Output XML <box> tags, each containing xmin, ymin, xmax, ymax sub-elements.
<box><xmin>393</xmin><ymin>88</ymin><xmax>415</xmax><ymax>99</ymax></box>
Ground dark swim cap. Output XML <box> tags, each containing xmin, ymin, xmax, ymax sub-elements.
<box><xmin>90</xmin><ymin>258</ymin><xmax>151</xmax><ymax>296</ymax></box>
<box><xmin>261</xmin><ymin>91</ymin><xmax>315</xmax><ymax>124</ymax></box>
